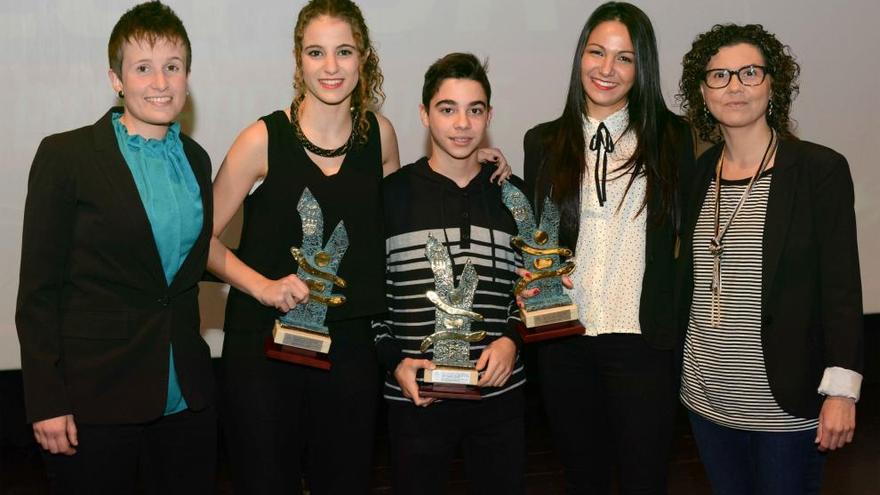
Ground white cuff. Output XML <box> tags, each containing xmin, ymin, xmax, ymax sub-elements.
<box><xmin>817</xmin><ymin>366</ymin><xmax>863</xmax><ymax>402</ymax></box>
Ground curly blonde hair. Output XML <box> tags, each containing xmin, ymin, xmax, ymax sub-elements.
<box><xmin>292</xmin><ymin>0</ymin><xmax>385</xmax><ymax>146</ymax></box>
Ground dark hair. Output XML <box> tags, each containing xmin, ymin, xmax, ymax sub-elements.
<box><xmin>108</xmin><ymin>1</ymin><xmax>192</xmax><ymax>77</ymax></box>
<box><xmin>678</xmin><ymin>23</ymin><xmax>800</xmax><ymax>143</ymax></box>
<box><xmin>293</xmin><ymin>0</ymin><xmax>384</xmax><ymax>145</ymax></box>
<box><xmin>536</xmin><ymin>1</ymin><xmax>682</xmax><ymax>232</ymax></box>
<box><xmin>421</xmin><ymin>53</ymin><xmax>491</xmax><ymax>110</ymax></box>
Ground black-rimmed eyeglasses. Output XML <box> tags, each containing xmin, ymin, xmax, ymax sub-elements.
<box><xmin>703</xmin><ymin>65</ymin><xmax>768</xmax><ymax>89</ymax></box>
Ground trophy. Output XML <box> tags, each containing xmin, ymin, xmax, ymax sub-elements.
<box><xmin>418</xmin><ymin>234</ymin><xmax>486</xmax><ymax>400</ymax></box>
<box><xmin>264</xmin><ymin>188</ymin><xmax>348</xmax><ymax>370</ymax></box>
<box><xmin>501</xmin><ymin>181</ymin><xmax>584</xmax><ymax>343</ymax></box>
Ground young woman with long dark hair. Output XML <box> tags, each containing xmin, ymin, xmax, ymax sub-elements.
<box><xmin>523</xmin><ymin>3</ymin><xmax>694</xmax><ymax>493</ymax></box>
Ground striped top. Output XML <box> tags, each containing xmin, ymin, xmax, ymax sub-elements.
<box><xmin>375</xmin><ymin>159</ymin><xmax>526</xmax><ymax>402</ymax></box>
<box><xmin>681</xmin><ymin>170</ymin><xmax>817</xmax><ymax>431</ymax></box>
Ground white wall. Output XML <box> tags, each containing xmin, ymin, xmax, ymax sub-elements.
<box><xmin>2</xmin><ymin>0</ymin><xmax>877</xmax><ymax>369</ymax></box>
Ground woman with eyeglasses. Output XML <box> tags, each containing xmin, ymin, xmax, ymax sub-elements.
<box><xmin>677</xmin><ymin>23</ymin><xmax>863</xmax><ymax>494</ymax></box>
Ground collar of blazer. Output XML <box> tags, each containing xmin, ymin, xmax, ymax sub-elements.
<box><xmin>89</xmin><ymin>107</ymin><xmax>212</xmax><ymax>292</ymax></box>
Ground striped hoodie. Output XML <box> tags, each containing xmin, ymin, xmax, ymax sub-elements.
<box><xmin>374</xmin><ymin>157</ymin><xmax>526</xmax><ymax>401</ymax></box>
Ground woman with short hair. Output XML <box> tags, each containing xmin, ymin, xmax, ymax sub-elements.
<box><xmin>16</xmin><ymin>2</ymin><xmax>216</xmax><ymax>492</ymax></box>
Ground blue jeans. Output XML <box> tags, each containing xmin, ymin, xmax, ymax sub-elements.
<box><xmin>688</xmin><ymin>411</ymin><xmax>825</xmax><ymax>495</ymax></box>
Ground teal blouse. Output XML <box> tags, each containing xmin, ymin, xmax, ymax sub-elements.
<box><xmin>112</xmin><ymin>114</ymin><xmax>203</xmax><ymax>416</ymax></box>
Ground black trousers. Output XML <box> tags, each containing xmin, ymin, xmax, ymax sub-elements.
<box><xmin>41</xmin><ymin>406</ymin><xmax>217</xmax><ymax>495</ymax></box>
<box><xmin>538</xmin><ymin>333</ymin><xmax>676</xmax><ymax>495</ymax></box>
<box><xmin>221</xmin><ymin>318</ymin><xmax>379</xmax><ymax>495</ymax></box>
<box><xmin>387</xmin><ymin>387</ymin><xmax>526</xmax><ymax>495</ymax></box>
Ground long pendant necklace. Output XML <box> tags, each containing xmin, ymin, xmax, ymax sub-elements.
<box><xmin>709</xmin><ymin>130</ymin><xmax>777</xmax><ymax>328</ymax></box>
<box><xmin>289</xmin><ymin>100</ymin><xmax>359</xmax><ymax>158</ymax></box>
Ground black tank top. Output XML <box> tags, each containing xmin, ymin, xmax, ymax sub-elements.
<box><xmin>223</xmin><ymin>110</ymin><xmax>385</xmax><ymax>337</ymax></box>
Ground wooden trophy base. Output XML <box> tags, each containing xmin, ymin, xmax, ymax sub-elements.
<box><xmin>264</xmin><ymin>335</ymin><xmax>331</xmax><ymax>370</ymax></box>
<box><xmin>264</xmin><ymin>322</ymin><xmax>332</xmax><ymax>370</ymax></box>
<box><xmin>515</xmin><ymin>304</ymin><xmax>585</xmax><ymax>344</ymax></box>
<box><xmin>419</xmin><ymin>383</ymin><xmax>481</xmax><ymax>401</ymax></box>
<box><xmin>419</xmin><ymin>366</ymin><xmax>481</xmax><ymax>401</ymax></box>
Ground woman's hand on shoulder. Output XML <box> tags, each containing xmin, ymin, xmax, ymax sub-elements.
<box><xmin>478</xmin><ymin>147</ymin><xmax>512</xmax><ymax>183</ymax></box>
<box><xmin>376</xmin><ymin>113</ymin><xmax>400</xmax><ymax>177</ymax></box>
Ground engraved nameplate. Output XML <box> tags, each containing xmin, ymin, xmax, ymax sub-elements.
<box><xmin>425</xmin><ymin>367</ymin><xmax>478</xmax><ymax>386</ymax></box>
<box><xmin>526</xmin><ymin>305</ymin><xmax>579</xmax><ymax>328</ymax></box>
<box><xmin>281</xmin><ymin>333</ymin><xmax>324</xmax><ymax>352</ymax></box>
<box><xmin>273</xmin><ymin>321</ymin><xmax>332</xmax><ymax>354</ymax></box>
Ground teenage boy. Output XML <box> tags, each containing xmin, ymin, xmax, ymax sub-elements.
<box><xmin>374</xmin><ymin>53</ymin><xmax>526</xmax><ymax>495</ymax></box>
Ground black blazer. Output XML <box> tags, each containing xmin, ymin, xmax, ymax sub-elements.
<box><xmin>16</xmin><ymin>108</ymin><xmax>215</xmax><ymax>424</ymax></box>
<box><xmin>523</xmin><ymin>118</ymin><xmax>695</xmax><ymax>350</ymax></box>
<box><xmin>677</xmin><ymin>139</ymin><xmax>864</xmax><ymax>419</ymax></box>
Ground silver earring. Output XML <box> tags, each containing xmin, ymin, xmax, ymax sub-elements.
<box><xmin>768</xmin><ymin>100</ymin><xmax>773</xmax><ymax>116</ymax></box>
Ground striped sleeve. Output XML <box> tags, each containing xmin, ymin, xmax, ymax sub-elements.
<box><xmin>380</xmin><ymin>227</ymin><xmax>526</xmax><ymax>401</ymax></box>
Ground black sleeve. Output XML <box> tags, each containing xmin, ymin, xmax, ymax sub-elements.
<box><xmin>373</xmin><ymin>315</ymin><xmax>404</xmax><ymax>372</ymax></box>
<box><xmin>812</xmin><ymin>150</ymin><xmax>864</xmax><ymax>374</ymax></box>
<box><xmin>15</xmin><ymin>137</ymin><xmax>77</xmax><ymax>423</ymax></box>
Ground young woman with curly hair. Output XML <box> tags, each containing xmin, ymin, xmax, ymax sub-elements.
<box><xmin>677</xmin><ymin>23</ymin><xmax>863</xmax><ymax>495</ymax></box>
<box><xmin>207</xmin><ymin>1</ymin><xmax>396</xmax><ymax>492</ymax></box>
<box><xmin>208</xmin><ymin>1</ymin><xmax>509</xmax><ymax>492</ymax></box>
